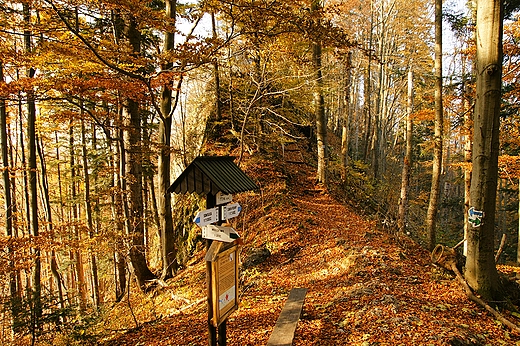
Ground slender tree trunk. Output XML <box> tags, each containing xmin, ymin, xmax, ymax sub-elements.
<box><xmin>425</xmin><ymin>0</ymin><xmax>444</xmax><ymax>251</ymax></box>
<box><xmin>517</xmin><ymin>178</ymin><xmax>520</xmax><ymax>263</ymax></box>
<box><xmin>341</xmin><ymin>51</ymin><xmax>352</xmax><ymax>178</ymax></box>
<box><xmin>465</xmin><ymin>0</ymin><xmax>503</xmax><ymax>301</ymax></box>
<box><xmin>69</xmin><ymin>121</ymin><xmax>87</xmax><ymax>311</ymax></box>
<box><xmin>373</xmin><ymin>8</ymin><xmax>387</xmax><ymax>180</ymax></box>
<box><xmin>27</xmin><ymin>81</ymin><xmax>41</xmax><ymax>344</ymax></box>
<box><xmin>463</xmin><ymin>61</ymin><xmax>472</xmax><ymax>257</ymax></box>
<box><xmin>312</xmin><ymin>0</ymin><xmax>327</xmax><ymax>185</ymax></box>
<box><xmin>81</xmin><ymin>118</ymin><xmax>100</xmax><ymax>308</ymax></box>
<box><xmin>228</xmin><ymin>46</ymin><xmax>236</xmax><ymax>132</ymax></box>
<box><xmin>111</xmin><ymin>137</ymin><xmax>127</xmax><ymax>302</ymax></box>
<box><xmin>158</xmin><ymin>0</ymin><xmax>178</xmax><ymax>280</ymax></box>
<box><xmin>398</xmin><ymin>67</ymin><xmax>413</xmax><ymax>233</ymax></box>
<box><xmin>1</xmin><ymin>60</ymin><xmax>22</xmax><ymax>334</ymax></box>
<box><xmin>23</xmin><ymin>4</ymin><xmax>42</xmax><ymax>340</ymax></box>
<box><xmin>363</xmin><ymin>1</ymin><xmax>374</xmax><ymax>163</ymax></box>
<box><xmin>212</xmin><ymin>12</ymin><xmax>222</xmax><ymax>124</ymax></box>
<box><xmin>37</xmin><ymin>132</ymin><xmax>66</xmax><ymax>322</ymax></box>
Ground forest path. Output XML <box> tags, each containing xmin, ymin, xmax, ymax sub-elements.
<box><xmin>102</xmin><ymin>156</ymin><xmax>520</xmax><ymax>345</ymax></box>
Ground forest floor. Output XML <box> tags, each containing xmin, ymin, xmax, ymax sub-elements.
<box><xmin>99</xmin><ymin>150</ymin><xmax>520</xmax><ymax>346</ymax></box>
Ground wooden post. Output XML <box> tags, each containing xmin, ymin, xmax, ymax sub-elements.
<box><xmin>206</xmin><ymin>193</ymin><xmax>217</xmax><ymax>346</ymax></box>
<box><xmin>218</xmin><ymin>321</ymin><xmax>226</xmax><ymax>346</ymax></box>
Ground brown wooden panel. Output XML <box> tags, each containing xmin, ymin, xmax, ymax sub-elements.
<box><xmin>266</xmin><ymin>288</ymin><xmax>308</xmax><ymax>346</ymax></box>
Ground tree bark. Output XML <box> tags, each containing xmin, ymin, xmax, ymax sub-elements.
<box><xmin>465</xmin><ymin>0</ymin><xmax>503</xmax><ymax>301</ymax></box>
<box><xmin>23</xmin><ymin>4</ymin><xmax>42</xmax><ymax>338</ymax></box>
<box><xmin>121</xmin><ymin>12</ymin><xmax>156</xmax><ymax>290</ymax></box>
<box><xmin>212</xmin><ymin>12</ymin><xmax>222</xmax><ymax>124</ymax></box>
<box><xmin>363</xmin><ymin>1</ymin><xmax>374</xmax><ymax>163</ymax></box>
<box><xmin>341</xmin><ymin>51</ymin><xmax>352</xmax><ymax>178</ymax></box>
<box><xmin>463</xmin><ymin>59</ymin><xmax>473</xmax><ymax>257</ymax></box>
<box><xmin>425</xmin><ymin>0</ymin><xmax>444</xmax><ymax>251</ymax></box>
<box><xmin>518</xmin><ymin>178</ymin><xmax>520</xmax><ymax>263</ymax></box>
<box><xmin>37</xmin><ymin>131</ymin><xmax>66</xmax><ymax>322</ymax></box>
<box><xmin>111</xmin><ymin>138</ymin><xmax>127</xmax><ymax>302</ymax></box>
<box><xmin>81</xmin><ymin>118</ymin><xmax>100</xmax><ymax>308</ymax></box>
<box><xmin>69</xmin><ymin>121</ymin><xmax>87</xmax><ymax>311</ymax></box>
<box><xmin>0</xmin><ymin>60</ymin><xmax>22</xmax><ymax>333</ymax></box>
<box><xmin>158</xmin><ymin>0</ymin><xmax>177</xmax><ymax>280</ymax></box>
<box><xmin>312</xmin><ymin>0</ymin><xmax>327</xmax><ymax>185</ymax></box>
<box><xmin>398</xmin><ymin>67</ymin><xmax>413</xmax><ymax>233</ymax></box>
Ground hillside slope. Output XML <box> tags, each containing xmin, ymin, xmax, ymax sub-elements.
<box><xmin>102</xmin><ymin>153</ymin><xmax>520</xmax><ymax>346</ymax></box>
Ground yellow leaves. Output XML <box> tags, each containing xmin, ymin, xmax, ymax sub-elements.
<box><xmin>498</xmin><ymin>155</ymin><xmax>520</xmax><ymax>178</ymax></box>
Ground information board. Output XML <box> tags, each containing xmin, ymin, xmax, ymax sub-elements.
<box><xmin>209</xmin><ymin>243</ymin><xmax>239</xmax><ymax>327</ymax></box>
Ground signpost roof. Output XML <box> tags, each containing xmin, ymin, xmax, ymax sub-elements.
<box><xmin>167</xmin><ymin>156</ymin><xmax>258</xmax><ymax>195</ymax></box>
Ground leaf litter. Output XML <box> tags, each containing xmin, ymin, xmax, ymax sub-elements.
<box><xmin>102</xmin><ymin>155</ymin><xmax>520</xmax><ymax>346</ymax></box>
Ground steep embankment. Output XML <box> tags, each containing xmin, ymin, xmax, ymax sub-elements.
<box><xmin>103</xmin><ymin>151</ymin><xmax>520</xmax><ymax>345</ymax></box>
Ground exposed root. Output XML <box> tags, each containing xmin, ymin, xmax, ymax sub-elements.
<box><xmin>432</xmin><ymin>244</ymin><xmax>520</xmax><ymax>335</ymax></box>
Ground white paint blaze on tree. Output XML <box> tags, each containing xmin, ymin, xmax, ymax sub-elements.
<box><xmin>465</xmin><ymin>0</ymin><xmax>503</xmax><ymax>301</ymax></box>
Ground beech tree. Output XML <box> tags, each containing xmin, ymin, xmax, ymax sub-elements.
<box><xmin>312</xmin><ymin>0</ymin><xmax>327</xmax><ymax>184</ymax></box>
<box><xmin>465</xmin><ymin>0</ymin><xmax>503</xmax><ymax>300</ymax></box>
<box><xmin>425</xmin><ymin>0</ymin><xmax>444</xmax><ymax>251</ymax></box>
<box><xmin>158</xmin><ymin>0</ymin><xmax>178</xmax><ymax>280</ymax></box>
<box><xmin>398</xmin><ymin>66</ymin><xmax>413</xmax><ymax>233</ymax></box>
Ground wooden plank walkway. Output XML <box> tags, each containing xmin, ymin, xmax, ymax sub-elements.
<box><xmin>267</xmin><ymin>288</ymin><xmax>308</xmax><ymax>346</ymax></box>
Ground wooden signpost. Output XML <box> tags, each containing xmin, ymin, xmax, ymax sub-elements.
<box><xmin>203</xmin><ymin>193</ymin><xmax>238</xmax><ymax>346</ymax></box>
<box><xmin>167</xmin><ymin>156</ymin><xmax>258</xmax><ymax>346</ymax></box>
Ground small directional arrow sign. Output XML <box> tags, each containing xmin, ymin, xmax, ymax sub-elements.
<box><xmin>194</xmin><ymin>207</ymin><xmax>220</xmax><ymax>227</ymax></box>
<box><xmin>222</xmin><ymin>203</ymin><xmax>242</xmax><ymax>220</ymax></box>
<box><xmin>202</xmin><ymin>225</ymin><xmax>240</xmax><ymax>242</ymax></box>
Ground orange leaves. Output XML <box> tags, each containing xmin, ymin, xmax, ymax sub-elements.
<box><xmin>412</xmin><ymin>109</ymin><xmax>435</xmax><ymax>122</ymax></box>
<box><xmin>150</xmin><ymin>71</ymin><xmax>183</xmax><ymax>89</ymax></box>
<box><xmin>499</xmin><ymin>155</ymin><xmax>520</xmax><ymax>179</ymax></box>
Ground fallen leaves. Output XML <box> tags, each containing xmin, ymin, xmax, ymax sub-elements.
<box><xmin>101</xmin><ymin>155</ymin><xmax>520</xmax><ymax>346</ymax></box>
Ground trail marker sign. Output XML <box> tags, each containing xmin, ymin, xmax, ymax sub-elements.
<box><xmin>194</xmin><ymin>207</ymin><xmax>220</xmax><ymax>227</ymax></box>
<box><xmin>216</xmin><ymin>191</ymin><xmax>233</xmax><ymax>205</ymax></box>
<box><xmin>202</xmin><ymin>225</ymin><xmax>240</xmax><ymax>243</ymax></box>
<box><xmin>222</xmin><ymin>203</ymin><xmax>241</xmax><ymax>220</ymax></box>
<box><xmin>468</xmin><ymin>207</ymin><xmax>484</xmax><ymax>228</ymax></box>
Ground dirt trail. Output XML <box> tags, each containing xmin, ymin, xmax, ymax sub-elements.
<box><xmin>103</xmin><ymin>158</ymin><xmax>520</xmax><ymax>345</ymax></box>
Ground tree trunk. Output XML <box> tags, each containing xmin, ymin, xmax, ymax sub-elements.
<box><xmin>341</xmin><ymin>51</ymin><xmax>352</xmax><ymax>178</ymax></box>
<box><xmin>398</xmin><ymin>67</ymin><xmax>413</xmax><ymax>233</ymax></box>
<box><xmin>23</xmin><ymin>4</ymin><xmax>42</xmax><ymax>339</ymax></box>
<box><xmin>312</xmin><ymin>0</ymin><xmax>327</xmax><ymax>185</ymax></box>
<box><xmin>517</xmin><ymin>178</ymin><xmax>520</xmax><ymax>263</ymax></box>
<box><xmin>158</xmin><ymin>0</ymin><xmax>177</xmax><ymax>280</ymax></box>
<box><xmin>465</xmin><ymin>0</ymin><xmax>503</xmax><ymax>301</ymax></box>
<box><xmin>111</xmin><ymin>138</ymin><xmax>127</xmax><ymax>302</ymax></box>
<box><xmin>121</xmin><ymin>13</ymin><xmax>156</xmax><ymax>290</ymax></box>
<box><xmin>0</xmin><ymin>60</ymin><xmax>22</xmax><ymax>333</ymax></box>
<box><xmin>463</xmin><ymin>60</ymin><xmax>473</xmax><ymax>257</ymax></box>
<box><xmin>363</xmin><ymin>1</ymin><xmax>374</xmax><ymax>163</ymax></box>
<box><xmin>81</xmin><ymin>118</ymin><xmax>100</xmax><ymax>308</ymax></box>
<box><xmin>425</xmin><ymin>0</ymin><xmax>444</xmax><ymax>251</ymax></box>
<box><xmin>37</xmin><ymin>131</ymin><xmax>66</xmax><ymax>322</ymax></box>
<box><xmin>69</xmin><ymin>121</ymin><xmax>87</xmax><ymax>311</ymax></box>
<box><xmin>123</xmin><ymin>99</ymin><xmax>157</xmax><ymax>288</ymax></box>
<box><xmin>212</xmin><ymin>12</ymin><xmax>222</xmax><ymax>124</ymax></box>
